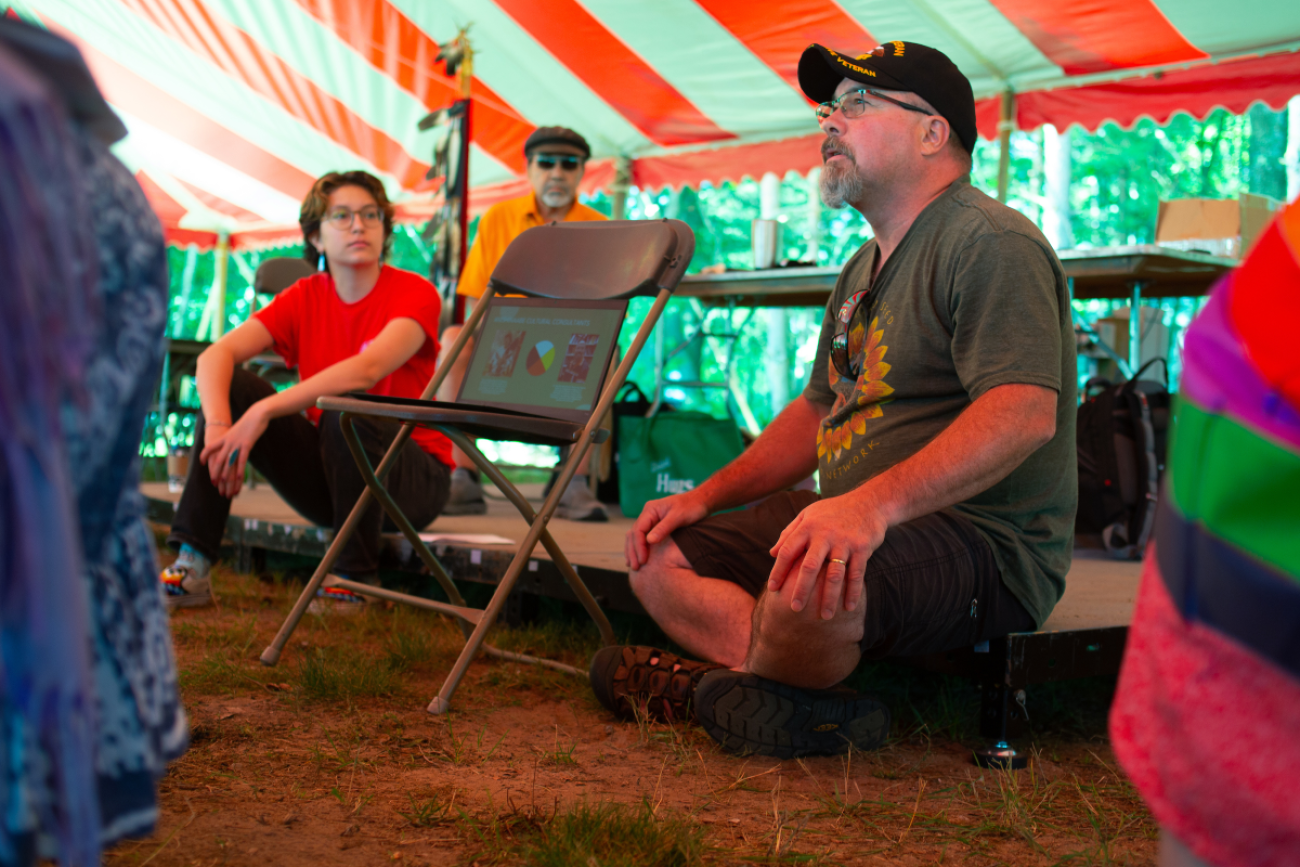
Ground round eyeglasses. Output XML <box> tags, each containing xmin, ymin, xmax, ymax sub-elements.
<box><xmin>815</xmin><ymin>87</ymin><xmax>934</xmax><ymax>122</ymax></box>
<box><xmin>325</xmin><ymin>207</ymin><xmax>383</xmax><ymax>229</ymax></box>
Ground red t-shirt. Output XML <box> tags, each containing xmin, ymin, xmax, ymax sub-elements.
<box><xmin>253</xmin><ymin>265</ymin><xmax>453</xmax><ymax>467</ymax></box>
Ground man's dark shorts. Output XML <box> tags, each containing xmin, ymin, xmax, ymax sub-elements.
<box><xmin>672</xmin><ymin>491</ymin><xmax>1037</xmax><ymax>658</ymax></box>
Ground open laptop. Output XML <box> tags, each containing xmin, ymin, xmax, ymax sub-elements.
<box><xmin>451</xmin><ymin>296</ymin><xmax>628</xmax><ymax>425</ymax></box>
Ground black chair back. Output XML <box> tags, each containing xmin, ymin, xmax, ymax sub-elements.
<box><xmin>254</xmin><ymin>257</ymin><xmax>314</xmax><ymax>296</ymax></box>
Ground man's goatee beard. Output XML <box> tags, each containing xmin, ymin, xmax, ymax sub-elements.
<box><xmin>820</xmin><ymin>162</ymin><xmax>863</xmax><ymax>209</ymax></box>
<box><xmin>541</xmin><ymin>189</ymin><xmax>575</xmax><ymax>208</ymax></box>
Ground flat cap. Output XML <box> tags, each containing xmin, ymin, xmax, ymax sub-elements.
<box><xmin>523</xmin><ymin>126</ymin><xmax>591</xmax><ymax>159</ymax></box>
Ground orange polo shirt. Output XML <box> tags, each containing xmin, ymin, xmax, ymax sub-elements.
<box><xmin>456</xmin><ymin>193</ymin><xmax>607</xmax><ymax>298</ymax></box>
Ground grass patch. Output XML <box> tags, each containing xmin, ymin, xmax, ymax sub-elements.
<box><xmin>479</xmin><ymin>616</ymin><xmax>605</xmax><ymax>700</ymax></box>
<box><xmin>398</xmin><ymin>790</ymin><xmax>457</xmax><ymax>828</ymax></box>
<box><xmin>293</xmin><ymin>647</ymin><xmax>403</xmax><ymax>702</ymax></box>
<box><xmin>175</xmin><ymin>615</ymin><xmax>275</xmax><ymax>696</ymax></box>
<box><xmin>486</xmin><ymin>616</ymin><xmax>604</xmax><ymax>666</ymax></box>
<box><xmin>463</xmin><ymin>799</ymin><xmax>711</xmax><ymax>867</ymax></box>
<box><xmin>382</xmin><ymin>608</ymin><xmax>450</xmax><ymax>672</ymax></box>
<box><xmin>521</xmin><ymin>801</ymin><xmax>708</xmax><ymax>866</ymax></box>
<box><xmin>179</xmin><ymin>654</ymin><xmax>274</xmax><ymax>695</ymax></box>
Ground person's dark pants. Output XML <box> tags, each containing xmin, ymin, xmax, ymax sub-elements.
<box><xmin>673</xmin><ymin>490</ymin><xmax>1038</xmax><ymax>659</ymax></box>
<box><xmin>168</xmin><ymin>368</ymin><xmax>452</xmax><ymax>577</ymax></box>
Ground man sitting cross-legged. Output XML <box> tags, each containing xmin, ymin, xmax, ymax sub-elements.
<box><xmin>589</xmin><ymin>41</ymin><xmax>1077</xmax><ymax>759</ymax></box>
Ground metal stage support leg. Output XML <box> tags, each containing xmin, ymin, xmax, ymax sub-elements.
<box><xmin>234</xmin><ymin>543</ymin><xmax>264</xmax><ymax>576</ymax></box>
<box><xmin>974</xmin><ymin>681</ymin><xmax>1029</xmax><ymax>770</ymax></box>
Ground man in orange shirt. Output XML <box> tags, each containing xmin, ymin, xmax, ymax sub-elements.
<box><xmin>440</xmin><ymin>126</ymin><xmax>609</xmax><ymax>519</ymax></box>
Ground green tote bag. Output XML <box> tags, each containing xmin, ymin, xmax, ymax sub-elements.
<box><xmin>617</xmin><ymin>410</ymin><xmax>745</xmax><ymax>519</ymax></box>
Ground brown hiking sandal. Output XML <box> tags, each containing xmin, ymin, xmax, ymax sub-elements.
<box><xmin>589</xmin><ymin>645</ymin><xmax>725</xmax><ymax>724</ymax></box>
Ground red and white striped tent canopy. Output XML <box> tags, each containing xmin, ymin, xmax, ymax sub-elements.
<box><xmin>12</xmin><ymin>0</ymin><xmax>1300</xmax><ymax>248</ymax></box>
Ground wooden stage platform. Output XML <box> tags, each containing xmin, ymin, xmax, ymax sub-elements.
<box><xmin>143</xmin><ymin>481</ymin><xmax>1143</xmax><ymax>742</ymax></box>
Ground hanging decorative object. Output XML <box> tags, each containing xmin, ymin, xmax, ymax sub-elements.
<box><xmin>419</xmin><ymin>29</ymin><xmax>473</xmax><ymax>315</ymax></box>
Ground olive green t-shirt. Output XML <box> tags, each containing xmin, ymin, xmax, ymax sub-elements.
<box><xmin>803</xmin><ymin>179</ymin><xmax>1077</xmax><ymax>627</ymax></box>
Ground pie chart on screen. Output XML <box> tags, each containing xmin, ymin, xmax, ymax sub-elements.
<box><xmin>526</xmin><ymin>340</ymin><xmax>555</xmax><ymax>376</ymax></box>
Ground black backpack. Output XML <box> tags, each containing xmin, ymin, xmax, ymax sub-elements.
<box><xmin>1075</xmin><ymin>359</ymin><xmax>1171</xmax><ymax>559</ymax></box>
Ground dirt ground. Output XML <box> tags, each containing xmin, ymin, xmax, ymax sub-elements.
<box><xmin>105</xmin><ymin>552</ymin><xmax>1158</xmax><ymax>867</ymax></box>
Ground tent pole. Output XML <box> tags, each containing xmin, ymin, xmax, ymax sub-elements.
<box><xmin>454</xmin><ymin>96</ymin><xmax>471</xmax><ymax>325</ymax></box>
<box><xmin>210</xmin><ymin>231</ymin><xmax>230</xmax><ymax>340</ymax></box>
<box><xmin>452</xmin><ymin>31</ymin><xmax>473</xmax><ymax>325</ymax></box>
<box><xmin>610</xmin><ymin>155</ymin><xmax>632</xmax><ymax>220</ymax></box>
<box><xmin>996</xmin><ymin>89</ymin><xmax>1015</xmax><ymax>204</ymax></box>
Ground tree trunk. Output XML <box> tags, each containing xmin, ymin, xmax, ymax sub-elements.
<box><xmin>1286</xmin><ymin>96</ymin><xmax>1300</xmax><ymax>203</ymax></box>
<box><xmin>1043</xmin><ymin>125</ymin><xmax>1075</xmax><ymax>250</ymax></box>
<box><xmin>1247</xmin><ymin>102</ymin><xmax>1288</xmax><ymax>201</ymax></box>
<box><xmin>759</xmin><ymin>173</ymin><xmax>789</xmax><ymax>415</ymax></box>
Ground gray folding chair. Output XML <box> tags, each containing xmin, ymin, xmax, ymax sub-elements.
<box><xmin>259</xmin><ymin>219</ymin><xmax>694</xmax><ymax>714</ymax></box>
<box><xmin>253</xmin><ymin>256</ymin><xmax>314</xmax><ymax>297</ymax></box>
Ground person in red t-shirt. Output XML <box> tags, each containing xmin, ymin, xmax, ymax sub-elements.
<box><xmin>161</xmin><ymin>170</ymin><xmax>453</xmax><ymax>610</ymax></box>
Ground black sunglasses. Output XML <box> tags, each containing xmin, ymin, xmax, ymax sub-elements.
<box><xmin>830</xmin><ymin>289</ymin><xmax>871</xmax><ymax>379</ymax></box>
<box><xmin>533</xmin><ymin>154</ymin><xmax>583</xmax><ymax>171</ymax></box>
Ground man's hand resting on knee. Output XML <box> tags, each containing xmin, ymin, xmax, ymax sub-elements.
<box><xmin>624</xmin><ymin>396</ymin><xmax>832</xmax><ymax>572</ymax></box>
<box><xmin>625</xmin><ymin>489</ymin><xmax>711</xmax><ymax>570</ymax></box>
<box><xmin>768</xmin><ymin>382</ymin><xmax>1058</xmax><ymax>622</ymax></box>
<box><xmin>768</xmin><ymin>493</ymin><xmax>889</xmax><ymax>622</ymax></box>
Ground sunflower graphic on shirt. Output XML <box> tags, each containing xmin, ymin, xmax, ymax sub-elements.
<box><xmin>817</xmin><ymin>315</ymin><xmax>893</xmax><ymax>463</ymax></box>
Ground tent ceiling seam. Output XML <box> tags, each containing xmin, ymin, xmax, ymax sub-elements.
<box><xmin>899</xmin><ymin>0</ymin><xmax>1009</xmax><ymax>87</ymax></box>
<box><xmin>1004</xmin><ymin>42</ymin><xmax>1300</xmax><ymax>97</ymax></box>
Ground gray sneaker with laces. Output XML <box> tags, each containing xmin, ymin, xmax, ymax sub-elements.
<box><xmin>443</xmin><ymin>467</ymin><xmax>488</xmax><ymax>515</ymax></box>
<box><xmin>555</xmin><ymin>474</ymin><xmax>607</xmax><ymax>522</ymax></box>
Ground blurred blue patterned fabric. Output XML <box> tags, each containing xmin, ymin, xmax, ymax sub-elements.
<box><xmin>0</xmin><ymin>19</ymin><xmax>186</xmax><ymax>866</ymax></box>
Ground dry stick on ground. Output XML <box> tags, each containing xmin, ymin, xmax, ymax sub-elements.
<box><xmin>1086</xmin><ymin>747</ymin><xmax>1123</xmax><ymax>782</ymax></box>
<box><xmin>710</xmin><ymin>763</ymin><xmax>781</xmax><ymax>797</ymax></box>
<box><xmin>651</xmin><ymin>754</ymin><xmax>670</xmax><ymax>815</ymax></box>
<box><xmin>900</xmin><ymin>779</ymin><xmax>927</xmax><ymax>844</ymax></box>
<box><xmin>138</xmin><ymin>797</ymin><xmax>197</xmax><ymax>867</ymax></box>
<box><xmin>1073</xmin><ymin>774</ymin><xmax>1101</xmax><ymax>820</ymax></box>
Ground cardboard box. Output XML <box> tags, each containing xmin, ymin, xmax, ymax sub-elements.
<box><xmin>1090</xmin><ymin>306</ymin><xmax>1168</xmax><ymax>382</ymax></box>
<box><xmin>1155</xmin><ymin>193</ymin><xmax>1281</xmax><ymax>258</ymax></box>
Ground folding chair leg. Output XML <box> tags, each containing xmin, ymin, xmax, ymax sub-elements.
<box><xmin>428</xmin><ymin>292</ymin><xmax>677</xmax><ymax>712</ymax></box>
<box><xmin>260</xmin><ymin>420</ymin><xmax>418</xmax><ymax>666</ymax></box>
<box><xmin>337</xmin><ymin>413</ymin><xmax>474</xmax><ymax>639</ymax></box>
<box><xmin>428</xmin><ymin>422</ymin><xmax>626</xmax><ymax>714</ymax></box>
<box><xmin>439</xmin><ymin>427</ymin><xmax>616</xmax><ymax>647</ymax></box>
<box><xmin>427</xmin><ymin>526</ymin><xmax>552</xmax><ymax>714</ymax></box>
<box><xmin>260</xmin><ymin>292</ymin><xmax>498</xmax><ymax>669</ymax></box>
<box><xmin>259</xmin><ymin>484</ymin><xmax>371</xmax><ymax>666</ymax></box>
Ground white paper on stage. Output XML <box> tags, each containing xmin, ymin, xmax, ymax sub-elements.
<box><xmin>418</xmin><ymin>532</ymin><xmax>515</xmax><ymax>546</ymax></box>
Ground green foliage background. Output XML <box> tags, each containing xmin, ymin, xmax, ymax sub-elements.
<box><xmin>150</xmin><ymin>105</ymin><xmax>1294</xmax><ymax>459</ymax></box>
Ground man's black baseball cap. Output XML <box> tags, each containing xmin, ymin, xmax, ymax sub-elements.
<box><xmin>524</xmin><ymin>126</ymin><xmax>591</xmax><ymax>159</ymax></box>
<box><xmin>797</xmin><ymin>41</ymin><xmax>977</xmax><ymax>153</ymax></box>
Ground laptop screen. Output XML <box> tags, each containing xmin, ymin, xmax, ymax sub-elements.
<box><xmin>457</xmin><ymin>297</ymin><xmax>628</xmax><ymax>423</ymax></box>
